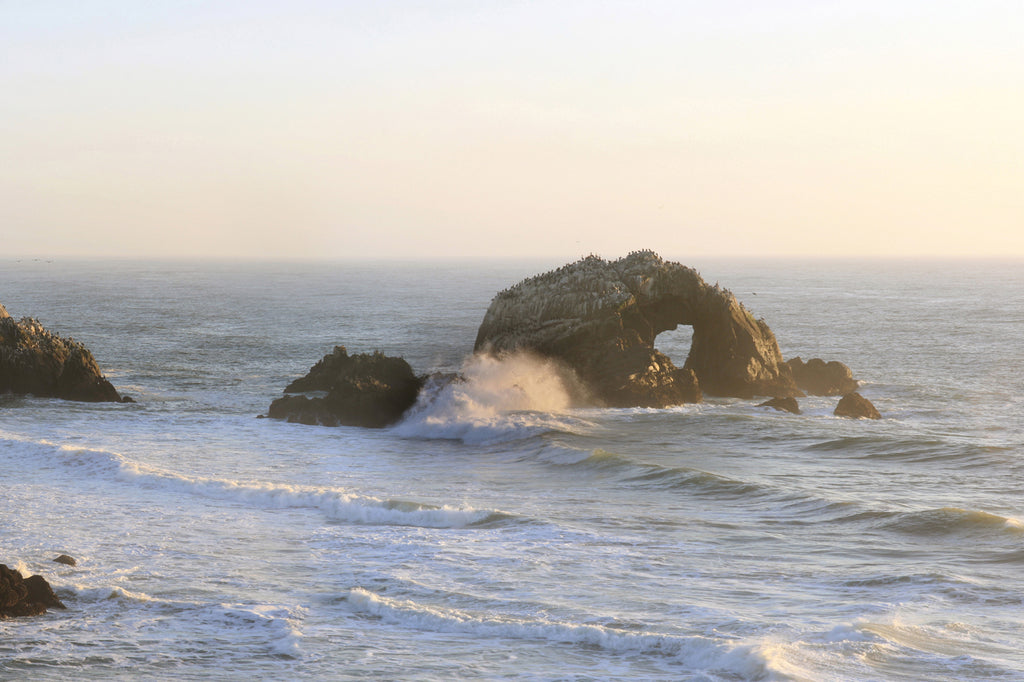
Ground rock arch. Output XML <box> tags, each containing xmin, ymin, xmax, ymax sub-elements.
<box><xmin>473</xmin><ymin>251</ymin><xmax>801</xmax><ymax>407</ymax></box>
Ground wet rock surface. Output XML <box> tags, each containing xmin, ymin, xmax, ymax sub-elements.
<box><xmin>758</xmin><ymin>396</ymin><xmax>802</xmax><ymax>414</ymax></box>
<box><xmin>0</xmin><ymin>564</ymin><xmax>66</xmax><ymax>618</ymax></box>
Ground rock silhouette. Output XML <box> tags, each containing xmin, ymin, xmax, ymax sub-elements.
<box><xmin>0</xmin><ymin>564</ymin><xmax>66</xmax><ymax>618</ymax></box>
<box><xmin>268</xmin><ymin>346</ymin><xmax>423</xmax><ymax>428</ymax></box>
<box><xmin>474</xmin><ymin>251</ymin><xmax>801</xmax><ymax>406</ymax></box>
<box><xmin>0</xmin><ymin>304</ymin><xmax>122</xmax><ymax>402</ymax></box>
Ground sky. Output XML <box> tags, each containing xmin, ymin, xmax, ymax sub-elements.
<box><xmin>2</xmin><ymin>0</ymin><xmax>1022</xmax><ymax>261</ymax></box>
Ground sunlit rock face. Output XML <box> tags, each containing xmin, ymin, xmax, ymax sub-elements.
<box><xmin>0</xmin><ymin>305</ymin><xmax>122</xmax><ymax>402</ymax></box>
<box><xmin>834</xmin><ymin>392</ymin><xmax>882</xmax><ymax>420</ymax></box>
<box><xmin>787</xmin><ymin>357</ymin><xmax>859</xmax><ymax>396</ymax></box>
<box><xmin>474</xmin><ymin>251</ymin><xmax>801</xmax><ymax>406</ymax></box>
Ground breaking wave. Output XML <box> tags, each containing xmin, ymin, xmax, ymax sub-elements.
<box><xmin>58</xmin><ymin>582</ymin><xmax>306</xmax><ymax>660</ymax></box>
<box><xmin>392</xmin><ymin>352</ymin><xmax>594</xmax><ymax>444</ymax></box>
<box><xmin>1</xmin><ymin>433</ymin><xmax>511</xmax><ymax>529</ymax></box>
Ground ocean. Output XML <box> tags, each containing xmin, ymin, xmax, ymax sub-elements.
<box><xmin>1</xmin><ymin>257</ymin><xmax>1022</xmax><ymax>681</ymax></box>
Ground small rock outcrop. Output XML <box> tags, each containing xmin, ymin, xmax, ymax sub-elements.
<box><xmin>758</xmin><ymin>397</ymin><xmax>801</xmax><ymax>414</ymax></box>
<box><xmin>473</xmin><ymin>251</ymin><xmax>801</xmax><ymax>406</ymax></box>
<box><xmin>0</xmin><ymin>564</ymin><xmax>66</xmax><ymax>618</ymax></box>
<box><xmin>0</xmin><ymin>304</ymin><xmax>122</xmax><ymax>402</ymax></box>
<box><xmin>52</xmin><ymin>555</ymin><xmax>77</xmax><ymax>567</ymax></box>
<box><xmin>268</xmin><ymin>346</ymin><xmax>424</xmax><ymax>428</ymax></box>
<box><xmin>787</xmin><ymin>357</ymin><xmax>859</xmax><ymax>396</ymax></box>
<box><xmin>834</xmin><ymin>392</ymin><xmax>881</xmax><ymax>420</ymax></box>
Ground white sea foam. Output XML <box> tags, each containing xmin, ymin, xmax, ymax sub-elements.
<box><xmin>68</xmin><ymin>583</ymin><xmax>166</xmax><ymax>604</ymax></box>
<box><xmin>60</xmin><ymin>580</ymin><xmax>306</xmax><ymax>660</ymax></box>
<box><xmin>392</xmin><ymin>352</ymin><xmax>593</xmax><ymax>444</ymax></box>
<box><xmin>346</xmin><ymin>588</ymin><xmax>771</xmax><ymax>678</ymax></box>
<box><xmin>20</xmin><ymin>437</ymin><xmax>502</xmax><ymax>529</ymax></box>
<box><xmin>213</xmin><ymin>603</ymin><xmax>306</xmax><ymax>659</ymax></box>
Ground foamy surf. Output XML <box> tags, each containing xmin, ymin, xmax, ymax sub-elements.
<box><xmin>393</xmin><ymin>352</ymin><xmax>594</xmax><ymax>444</ymax></box>
<box><xmin>55</xmin><ymin>581</ymin><xmax>307</xmax><ymax>661</ymax></box>
<box><xmin>13</xmin><ymin>436</ymin><xmax>510</xmax><ymax>529</ymax></box>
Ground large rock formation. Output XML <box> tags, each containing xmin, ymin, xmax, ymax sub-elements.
<box><xmin>0</xmin><ymin>304</ymin><xmax>122</xmax><ymax>402</ymax></box>
<box><xmin>787</xmin><ymin>357</ymin><xmax>859</xmax><ymax>396</ymax></box>
<box><xmin>473</xmin><ymin>251</ymin><xmax>801</xmax><ymax>406</ymax></box>
<box><xmin>268</xmin><ymin>346</ymin><xmax>424</xmax><ymax>428</ymax></box>
<box><xmin>0</xmin><ymin>564</ymin><xmax>66</xmax><ymax>618</ymax></box>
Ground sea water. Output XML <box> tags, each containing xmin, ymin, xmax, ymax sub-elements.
<box><xmin>1</xmin><ymin>258</ymin><xmax>1022</xmax><ymax>681</ymax></box>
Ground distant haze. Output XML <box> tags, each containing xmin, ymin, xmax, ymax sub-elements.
<box><xmin>2</xmin><ymin>1</ymin><xmax>1022</xmax><ymax>260</ymax></box>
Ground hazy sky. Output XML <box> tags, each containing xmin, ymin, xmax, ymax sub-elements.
<box><xmin>2</xmin><ymin>1</ymin><xmax>1022</xmax><ymax>260</ymax></box>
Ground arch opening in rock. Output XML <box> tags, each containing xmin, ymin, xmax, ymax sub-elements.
<box><xmin>652</xmin><ymin>326</ymin><xmax>693</xmax><ymax>376</ymax></box>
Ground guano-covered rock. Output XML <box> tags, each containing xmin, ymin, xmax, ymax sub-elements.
<box><xmin>0</xmin><ymin>305</ymin><xmax>122</xmax><ymax>402</ymax></box>
<box><xmin>473</xmin><ymin>251</ymin><xmax>801</xmax><ymax>406</ymax></box>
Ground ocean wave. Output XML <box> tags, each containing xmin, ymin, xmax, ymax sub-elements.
<box><xmin>803</xmin><ymin>436</ymin><xmax>996</xmax><ymax>464</ymax></box>
<box><xmin>527</xmin><ymin>445</ymin><xmax>773</xmax><ymax>500</ymax></box>
<box><xmin>392</xmin><ymin>353</ymin><xmax>595</xmax><ymax>444</ymax></box>
<box><xmin>346</xmin><ymin>588</ymin><xmax>773</xmax><ymax>679</ymax></box>
<box><xmin>754</xmin><ymin>617</ymin><xmax>1024</xmax><ymax>682</ymax></box>
<box><xmin>853</xmin><ymin>507</ymin><xmax>1024</xmax><ymax>538</ymax></box>
<box><xmin>59</xmin><ymin>581</ymin><xmax>306</xmax><ymax>660</ymax></box>
<box><xmin>4</xmin><ymin>434</ymin><xmax>513</xmax><ymax>529</ymax></box>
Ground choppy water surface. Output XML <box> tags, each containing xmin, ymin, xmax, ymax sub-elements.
<box><xmin>1</xmin><ymin>258</ymin><xmax>1022</xmax><ymax>681</ymax></box>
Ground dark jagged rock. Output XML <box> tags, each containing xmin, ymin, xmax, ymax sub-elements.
<box><xmin>758</xmin><ymin>397</ymin><xmax>801</xmax><ymax>414</ymax></box>
<box><xmin>52</xmin><ymin>555</ymin><xmax>77</xmax><ymax>567</ymax></box>
<box><xmin>268</xmin><ymin>346</ymin><xmax>424</xmax><ymax>428</ymax></box>
<box><xmin>473</xmin><ymin>251</ymin><xmax>801</xmax><ymax>406</ymax></box>
<box><xmin>787</xmin><ymin>357</ymin><xmax>859</xmax><ymax>396</ymax></box>
<box><xmin>0</xmin><ymin>304</ymin><xmax>121</xmax><ymax>402</ymax></box>
<box><xmin>834</xmin><ymin>392</ymin><xmax>882</xmax><ymax>420</ymax></box>
<box><xmin>0</xmin><ymin>564</ymin><xmax>66</xmax><ymax>618</ymax></box>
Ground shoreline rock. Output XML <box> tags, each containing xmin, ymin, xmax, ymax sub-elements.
<box><xmin>758</xmin><ymin>397</ymin><xmax>802</xmax><ymax>414</ymax></box>
<box><xmin>268</xmin><ymin>346</ymin><xmax>424</xmax><ymax>428</ymax></box>
<box><xmin>474</xmin><ymin>251</ymin><xmax>801</xmax><ymax>406</ymax></box>
<box><xmin>834</xmin><ymin>392</ymin><xmax>882</xmax><ymax>419</ymax></box>
<box><xmin>0</xmin><ymin>304</ymin><xmax>123</xmax><ymax>402</ymax></box>
<box><xmin>787</xmin><ymin>357</ymin><xmax>860</xmax><ymax>396</ymax></box>
<box><xmin>0</xmin><ymin>564</ymin><xmax>66</xmax><ymax>618</ymax></box>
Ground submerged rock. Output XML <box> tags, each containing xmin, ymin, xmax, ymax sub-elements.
<box><xmin>473</xmin><ymin>251</ymin><xmax>800</xmax><ymax>406</ymax></box>
<box><xmin>758</xmin><ymin>397</ymin><xmax>802</xmax><ymax>414</ymax></box>
<box><xmin>834</xmin><ymin>392</ymin><xmax>882</xmax><ymax>420</ymax></box>
<box><xmin>0</xmin><ymin>304</ymin><xmax>122</xmax><ymax>402</ymax></box>
<box><xmin>787</xmin><ymin>357</ymin><xmax>859</xmax><ymax>396</ymax></box>
<box><xmin>268</xmin><ymin>346</ymin><xmax>424</xmax><ymax>428</ymax></box>
<box><xmin>52</xmin><ymin>555</ymin><xmax>77</xmax><ymax>567</ymax></box>
<box><xmin>0</xmin><ymin>564</ymin><xmax>66</xmax><ymax>618</ymax></box>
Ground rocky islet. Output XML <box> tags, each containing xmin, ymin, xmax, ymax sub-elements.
<box><xmin>0</xmin><ymin>564</ymin><xmax>66</xmax><ymax>618</ymax></box>
<box><xmin>0</xmin><ymin>303</ymin><xmax>124</xmax><ymax>403</ymax></box>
